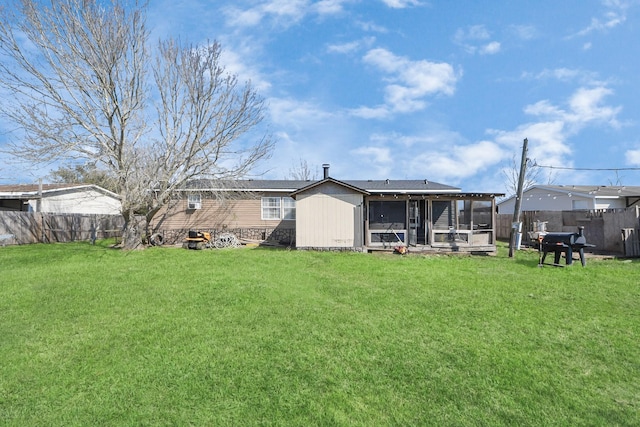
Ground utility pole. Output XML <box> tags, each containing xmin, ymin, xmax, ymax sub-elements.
<box><xmin>509</xmin><ymin>138</ymin><xmax>528</xmax><ymax>258</ymax></box>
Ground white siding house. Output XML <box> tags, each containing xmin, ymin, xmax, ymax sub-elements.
<box><xmin>498</xmin><ymin>185</ymin><xmax>640</xmax><ymax>213</ymax></box>
<box><xmin>0</xmin><ymin>184</ymin><xmax>121</xmax><ymax>215</ymax></box>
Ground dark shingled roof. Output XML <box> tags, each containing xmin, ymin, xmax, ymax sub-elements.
<box><xmin>185</xmin><ymin>178</ymin><xmax>461</xmax><ymax>193</ymax></box>
<box><xmin>346</xmin><ymin>180</ymin><xmax>459</xmax><ymax>193</ymax></box>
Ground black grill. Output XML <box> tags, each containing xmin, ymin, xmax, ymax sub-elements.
<box><xmin>540</xmin><ymin>226</ymin><xmax>595</xmax><ymax>266</ymax></box>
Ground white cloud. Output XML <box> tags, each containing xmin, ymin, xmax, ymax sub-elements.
<box><xmin>411</xmin><ymin>140</ymin><xmax>506</xmax><ymax>180</ymax></box>
<box><xmin>268</xmin><ymin>97</ymin><xmax>336</xmax><ymax>129</ymax></box>
<box><xmin>352</xmin><ymin>48</ymin><xmax>458</xmax><ymax>117</ymax></box>
<box><xmin>490</xmin><ymin>121</ymin><xmax>570</xmax><ymax>167</ymax></box>
<box><xmin>224</xmin><ymin>7</ymin><xmax>264</xmax><ymax>27</ymax></box>
<box><xmin>218</xmin><ymin>43</ymin><xmax>272</xmax><ymax>92</ymax></box>
<box><xmin>369</xmin><ymin>129</ymin><xmax>466</xmax><ymax>148</ymax></box>
<box><xmin>349</xmin><ymin>105</ymin><xmax>391</xmax><ymax>119</ymax></box>
<box><xmin>523</xmin><ymin>100</ymin><xmax>565</xmax><ymax>118</ymax></box>
<box><xmin>576</xmin><ymin>13</ymin><xmax>625</xmax><ymax>36</ymax></box>
<box><xmin>314</xmin><ymin>0</ymin><xmax>351</xmax><ymax>15</ymax></box>
<box><xmin>351</xmin><ymin>146</ymin><xmax>392</xmax><ymax>164</ymax></box>
<box><xmin>480</xmin><ymin>41</ymin><xmax>501</xmax><ymax>55</ymax></box>
<box><xmin>626</xmin><ymin>149</ymin><xmax>640</xmax><ymax>165</ymax></box>
<box><xmin>565</xmin><ymin>86</ymin><xmax>621</xmax><ymax>127</ymax></box>
<box><xmin>223</xmin><ymin>0</ymin><xmax>351</xmax><ymax>29</ymax></box>
<box><xmin>454</xmin><ymin>25</ymin><xmax>501</xmax><ymax>55</ymax></box>
<box><xmin>348</xmin><ymin>146</ymin><xmax>393</xmax><ymax>178</ymax></box>
<box><xmin>454</xmin><ymin>25</ymin><xmax>490</xmax><ymax>44</ymax></box>
<box><xmin>570</xmin><ymin>0</ymin><xmax>632</xmax><ymax>37</ymax></box>
<box><xmin>260</xmin><ymin>97</ymin><xmax>362</xmax><ymax>179</ymax></box>
<box><xmin>518</xmin><ymin>86</ymin><xmax>623</xmax><ymax>131</ymax></box>
<box><xmin>488</xmin><ymin>85</ymin><xmax>622</xmax><ymax>179</ymax></box>
<box><xmin>521</xmin><ymin>67</ymin><xmax>604</xmax><ymax>86</ymax></box>
<box><xmin>385</xmin><ymin>84</ymin><xmax>623</xmax><ymax>187</ymax></box>
<box><xmin>508</xmin><ymin>24</ymin><xmax>538</xmax><ymax>40</ymax></box>
<box><xmin>327</xmin><ymin>37</ymin><xmax>376</xmax><ymax>54</ymax></box>
<box><xmin>380</xmin><ymin>0</ymin><xmax>424</xmax><ymax>8</ymax></box>
<box><xmin>327</xmin><ymin>40</ymin><xmax>361</xmax><ymax>54</ymax></box>
<box><xmin>356</xmin><ymin>20</ymin><xmax>389</xmax><ymax>33</ymax></box>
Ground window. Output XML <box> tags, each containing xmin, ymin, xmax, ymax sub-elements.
<box><xmin>282</xmin><ymin>197</ymin><xmax>296</xmax><ymax>220</ymax></box>
<box><xmin>261</xmin><ymin>197</ymin><xmax>281</xmax><ymax>219</ymax></box>
<box><xmin>368</xmin><ymin>200</ymin><xmax>406</xmax><ymax>230</ymax></box>
<box><xmin>472</xmin><ymin>200</ymin><xmax>493</xmax><ymax>229</ymax></box>
<box><xmin>261</xmin><ymin>197</ymin><xmax>296</xmax><ymax>220</ymax></box>
<box><xmin>432</xmin><ymin>200</ymin><xmax>454</xmax><ymax>229</ymax></box>
<box><xmin>187</xmin><ymin>194</ymin><xmax>201</xmax><ymax>209</ymax></box>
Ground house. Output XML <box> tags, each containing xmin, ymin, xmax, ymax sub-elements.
<box><xmin>151</xmin><ymin>165</ymin><xmax>504</xmax><ymax>253</ymax></box>
<box><xmin>498</xmin><ymin>185</ymin><xmax>640</xmax><ymax>214</ymax></box>
<box><xmin>0</xmin><ymin>183</ymin><xmax>121</xmax><ymax>215</ymax></box>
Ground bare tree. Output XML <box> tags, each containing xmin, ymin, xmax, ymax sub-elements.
<box><xmin>607</xmin><ymin>171</ymin><xmax>624</xmax><ymax>186</ymax></box>
<box><xmin>287</xmin><ymin>158</ymin><xmax>319</xmax><ymax>180</ymax></box>
<box><xmin>48</xmin><ymin>162</ymin><xmax>117</xmax><ymax>193</ymax></box>
<box><xmin>503</xmin><ymin>155</ymin><xmax>542</xmax><ymax>197</ymax></box>
<box><xmin>0</xmin><ymin>0</ymin><xmax>273</xmax><ymax>249</ymax></box>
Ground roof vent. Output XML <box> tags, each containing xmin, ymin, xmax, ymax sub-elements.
<box><xmin>424</xmin><ymin>179</ymin><xmax>428</xmax><ymax>185</ymax></box>
<box><xmin>385</xmin><ymin>179</ymin><xmax>389</xmax><ymax>185</ymax></box>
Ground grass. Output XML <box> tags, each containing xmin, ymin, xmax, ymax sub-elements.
<box><xmin>0</xmin><ymin>241</ymin><xmax>639</xmax><ymax>426</ymax></box>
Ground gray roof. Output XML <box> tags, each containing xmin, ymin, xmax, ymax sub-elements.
<box><xmin>538</xmin><ymin>185</ymin><xmax>640</xmax><ymax>198</ymax></box>
<box><xmin>0</xmin><ymin>183</ymin><xmax>88</xmax><ymax>193</ymax></box>
<box><xmin>346</xmin><ymin>179</ymin><xmax>459</xmax><ymax>193</ymax></box>
<box><xmin>498</xmin><ymin>184</ymin><xmax>640</xmax><ymax>204</ymax></box>
<box><xmin>290</xmin><ymin>178</ymin><xmax>371</xmax><ymax>197</ymax></box>
<box><xmin>0</xmin><ymin>183</ymin><xmax>119</xmax><ymax>199</ymax></box>
<box><xmin>186</xmin><ymin>178</ymin><xmax>461</xmax><ymax>194</ymax></box>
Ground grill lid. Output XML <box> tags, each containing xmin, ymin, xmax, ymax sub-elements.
<box><xmin>542</xmin><ymin>227</ymin><xmax>588</xmax><ymax>247</ymax></box>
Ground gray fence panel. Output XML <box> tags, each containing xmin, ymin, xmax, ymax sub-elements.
<box><xmin>0</xmin><ymin>212</ymin><xmax>124</xmax><ymax>245</ymax></box>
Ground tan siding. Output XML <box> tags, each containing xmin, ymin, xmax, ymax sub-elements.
<box><xmin>296</xmin><ymin>192</ymin><xmax>363</xmax><ymax>247</ymax></box>
<box><xmin>151</xmin><ymin>192</ymin><xmax>294</xmax><ymax>231</ymax></box>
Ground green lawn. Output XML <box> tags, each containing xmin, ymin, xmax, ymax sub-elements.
<box><xmin>1</xmin><ymin>241</ymin><xmax>639</xmax><ymax>426</ymax></box>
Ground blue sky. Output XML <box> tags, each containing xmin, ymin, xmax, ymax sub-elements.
<box><xmin>3</xmin><ymin>0</ymin><xmax>640</xmax><ymax>195</ymax></box>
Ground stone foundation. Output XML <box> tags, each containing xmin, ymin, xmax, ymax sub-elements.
<box><xmin>156</xmin><ymin>227</ymin><xmax>295</xmax><ymax>246</ymax></box>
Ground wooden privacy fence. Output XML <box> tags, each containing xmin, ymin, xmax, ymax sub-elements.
<box><xmin>497</xmin><ymin>207</ymin><xmax>640</xmax><ymax>256</ymax></box>
<box><xmin>621</xmin><ymin>228</ymin><xmax>640</xmax><ymax>257</ymax></box>
<box><xmin>0</xmin><ymin>211</ymin><xmax>124</xmax><ymax>245</ymax></box>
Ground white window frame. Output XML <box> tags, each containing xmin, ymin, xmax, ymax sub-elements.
<box><xmin>261</xmin><ymin>197</ymin><xmax>281</xmax><ymax>220</ymax></box>
<box><xmin>187</xmin><ymin>194</ymin><xmax>202</xmax><ymax>210</ymax></box>
<box><xmin>282</xmin><ymin>197</ymin><xmax>296</xmax><ymax>220</ymax></box>
<box><xmin>261</xmin><ymin>197</ymin><xmax>296</xmax><ymax>220</ymax></box>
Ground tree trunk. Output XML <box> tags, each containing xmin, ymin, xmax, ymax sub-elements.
<box><xmin>121</xmin><ymin>210</ymin><xmax>144</xmax><ymax>250</ymax></box>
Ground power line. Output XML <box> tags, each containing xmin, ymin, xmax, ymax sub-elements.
<box><xmin>534</xmin><ymin>163</ymin><xmax>640</xmax><ymax>171</ymax></box>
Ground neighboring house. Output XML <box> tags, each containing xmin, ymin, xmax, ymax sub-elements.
<box><xmin>0</xmin><ymin>183</ymin><xmax>121</xmax><ymax>215</ymax></box>
<box><xmin>152</xmin><ymin>166</ymin><xmax>504</xmax><ymax>253</ymax></box>
<box><xmin>498</xmin><ymin>185</ymin><xmax>640</xmax><ymax>214</ymax></box>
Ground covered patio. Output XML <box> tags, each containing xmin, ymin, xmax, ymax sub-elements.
<box><xmin>365</xmin><ymin>194</ymin><xmax>500</xmax><ymax>253</ymax></box>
